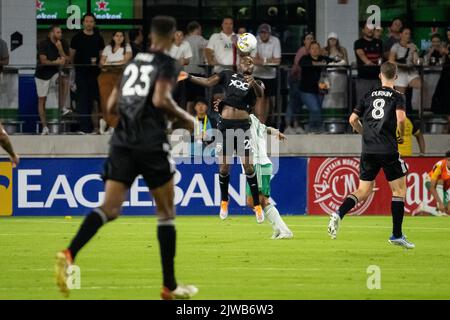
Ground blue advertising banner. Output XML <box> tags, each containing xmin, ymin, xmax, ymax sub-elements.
<box><xmin>0</xmin><ymin>157</ymin><xmax>307</xmax><ymax>216</ymax></box>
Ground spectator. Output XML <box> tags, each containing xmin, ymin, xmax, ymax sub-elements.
<box><xmin>0</xmin><ymin>37</ymin><xmax>9</xmax><ymax>72</ymax></box>
<box><xmin>397</xmin><ymin>116</ymin><xmax>425</xmax><ymax>157</ymax></box>
<box><xmin>389</xmin><ymin>27</ymin><xmax>421</xmax><ymax>95</ymax></box>
<box><xmin>425</xmin><ymin>33</ymin><xmax>445</xmax><ymax>66</ymax></box>
<box><xmin>374</xmin><ymin>26</ymin><xmax>384</xmax><ymax>41</ymax></box>
<box><xmin>169</xmin><ymin>31</ymin><xmax>193</xmax><ymax>67</ymax></box>
<box><xmin>129</xmin><ymin>28</ymin><xmax>144</xmax><ymax>58</ymax></box>
<box><xmin>205</xmin><ymin>16</ymin><xmax>236</xmax><ymax>74</ymax></box>
<box><xmin>98</xmin><ymin>30</ymin><xmax>132</xmax><ymax>134</ymax></box>
<box><xmin>185</xmin><ymin>21</ymin><xmax>208</xmax><ymax>114</ymax></box>
<box><xmin>322</xmin><ymin>32</ymin><xmax>348</xmax><ymax>64</ymax></box>
<box><xmin>191</xmin><ymin>98</ymin><xmax>216</xmax><ymax>157</ymax></box>
<box><xmin>70</xmin><ymin>13</ymin><xmax>105</xmax><ymax>134</ymax></box>
<box><xmin>431</xmin><ymin>28</ymin><xmax>450</xmax><ymax>124</ymax></box>
<box><xmin>285</xmin><ymin>32</ymin><xmax>314</xmax><ymax>134</ymax></box>
<box><xmin>383</xmin><ymin>17</ymin><xmax>403</xmax><ymax>59</ymax></box>
<box><xmin>35</xmin><ymin>25</ymin><xmax>70</xmax><ymax>135</ymax></box>
<box><xmin>299</xmin><ymin>41</ymin><xmax>334</xmax><ymax>133</ymax></box>
<box><xmin>238</xmin><ymin>27</ymin><xmax>247</xmax><ymax>36</ymax></box>
<box><xmin>253</xmin><ymin>23</ymin><xmax>281</xmax><ymax>124</ymax></box>
<box><xmin>354</xmin><ymin>24</ymin><xmax>383</xmax><ymax>104</ymax></box>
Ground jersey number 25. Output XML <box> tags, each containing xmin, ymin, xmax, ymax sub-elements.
<box><xmin>122</xmin><ymin>64</ymin><xmax>154</xmax><ymax>97</ymax></box>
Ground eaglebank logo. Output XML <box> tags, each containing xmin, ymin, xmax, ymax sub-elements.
<box><xmin>15</xmin><ymin>169</ymin><xmax>248</xmax><ymax>209</ymax></box>
<box><xmin>0</xmin><ymin>162</ymin><xmax>13</xmax><ymax>216</ymax></box>
<box><xmin>312</xmin><ymin>158</ymin><xmax>376</xmax><ymax>215</ymax></box>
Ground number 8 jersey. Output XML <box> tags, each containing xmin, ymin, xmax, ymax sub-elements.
<box><xmin>111</xmin><ymin>52</ymin><xmax>181</xmax><ymax>150</ymax></box>
<box><xmin>353</xmin><ymin>86</ymin><xmax>406</xmax><ymax>154</ymax></box>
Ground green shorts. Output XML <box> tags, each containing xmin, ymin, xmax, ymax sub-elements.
<box><xmin>246</xmin><ymin>164</ymin><xmax>273</xmax><ymax>197</ymax></box>
<box><xmin>425</xmin><ymin>177</ymin><xmax>449</xmax><ymax>206</ymax></box>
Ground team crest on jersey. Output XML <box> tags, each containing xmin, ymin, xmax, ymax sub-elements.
<box><xmin>312</xmin><ymin>158</ymin><xmax>376</xmax><ymax>215</ymax></box>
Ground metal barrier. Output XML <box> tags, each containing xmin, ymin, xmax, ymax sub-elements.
<box><xmin>0</xmin><ymin>63</ymin><xmax>448</xmax><ymax>135</ymax></box>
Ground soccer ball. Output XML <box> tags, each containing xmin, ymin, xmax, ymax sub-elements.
<box><xmin>237</xmin><ymin>33</ymin><xmax>258</xmax><ymax>53</ymax></box>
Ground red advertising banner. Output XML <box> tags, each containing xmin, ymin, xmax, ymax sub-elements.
<box><xmin>308</xmin><ymin>157</ymin><xmax>441</xmax><ymax>215</ymax></box>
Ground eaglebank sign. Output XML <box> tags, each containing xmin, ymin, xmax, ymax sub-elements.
<box><xmin>3</xmin><ymin>158</ymin><xmax>307</xmax><ymax>216</ymax></box>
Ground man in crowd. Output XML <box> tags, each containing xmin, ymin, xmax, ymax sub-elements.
<box><xmin>253</xmin><ymin>23</ymin><xmax>281</xmax><ymax>124</ymax></box>
<box><xmin>35</xmin><ymin>25</ymin><xmax>70</xmax><ymax>135</ymax></box>
<box><xmin>70</xmin><ymin>13</ymin><xmax>105</xmax><ymax>134</ymax></box>
<box><xmin>383</xmin><ymin>17</ymin><xmax>403</xmax><ymax>59</ymax></box>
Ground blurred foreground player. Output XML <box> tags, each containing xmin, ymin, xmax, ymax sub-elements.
<box><xmin>328</xmin><ymin>62</ymin><xmax>415</xmax><ymax>249</ymax></box>
<box><xmin>55</xmin><ymin>16</ymin><xmax>199</xmax><ymax>300</ymax></box>
<box><xmin>412</xmin><ymin>151</ymin><xmax>450</xmax><ymax>216</ymax></box>
<box><xmin>0</xmin><ymin>122</ymin><xmax>20</xmax><ymax>167</ymax></box>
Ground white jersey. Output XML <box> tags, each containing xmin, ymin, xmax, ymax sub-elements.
<box><xmin>249</xmin><ymin>114</ymin><xmax>272</xmax><ymax>166</ymax></box>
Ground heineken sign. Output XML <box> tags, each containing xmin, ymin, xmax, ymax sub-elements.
<box><xmin>36</xmin><ymin>0</ymin><xmax>87</xmax><ymax>19</ymax></box>
<box><xmin>36</xmin><ymin>1</ymin><xmax>132</xmax><ymax>20</ymax></box>
<box><xmin>93</xmin><ymin>1</ymin><xmax>133</xmax><ymax>20</ymax></box>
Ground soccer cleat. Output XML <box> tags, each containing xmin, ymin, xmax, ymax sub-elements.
<box><xmin>328</xmin><ymin>212</ymin><xmax>341</xmax><ymax>240</ymax></box>
<box><xmin>161</xmin><ymin>285</ymin><xmax>199</xmax><ymax>300</ymax></box>
<box><xmin>388</xmin><ymin>235</ymin><xmax>415</xmax><ymax>249</ymax></box>
<box><xmin>219</xmin><ymin>201</ymin><xmax>229</xmax><ymax>220</ymax></box>
<box><xmin>276</xmin><ymin>231</ymin><xmax>294</xmax><ymax>240</ymax></box>
<box><xmin>270</xmin><ymin>229</ymin><xmax>281</xmax><ymax>240</ymax></box>
<box><xmin>254</xmin><ymin>205</ymin><xmax>264</xmax><ymax>224</ymax></box>
<box><xmin>55</xmin><ymin>249</ymin><xmax>73</xmax><ymax>297</ymax></box>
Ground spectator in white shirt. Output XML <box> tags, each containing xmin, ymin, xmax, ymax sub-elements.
<box><xmin>253</xmin><ymin>23</ymin><xmax>281</xmax><ymax>124</ymax></box>
<box><xmin>169</xmin><ymin>31</ymin><xmax>193</xmax><ymax>67</ymax></box>
<box><xmin>205</xmin><ymin>16</ymin><xmax>236</xmax><ymax>74</ymax></box>
<box><xmin>100</xmin><ymin>31</ymin><xmax>132</xmax><ymax>67</ymax></box>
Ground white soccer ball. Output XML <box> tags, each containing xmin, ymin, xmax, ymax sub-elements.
<box><xmin>237</xmin><ymin>33</ymin><xmax>258</xmax><ymax>53</ymax></box>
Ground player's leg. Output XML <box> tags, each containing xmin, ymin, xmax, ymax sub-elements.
<box><xmin>242</xmin><ymin>159</ymin><xmax>264</xmax><ymax>223</ymax></box>
<box><xmin>383</xmin><ymin>153</ymin><xmax>414</xmax><ymax>249</ymax></box>
<box><xmin>219</xmin><ymin>159</ymin><xmax>231</xmax><ymax>220</ymax></box>
<box><xmin>56</xmin><ymin>180</ymin><xmax>129</xmax><ymax>296</ymax></box>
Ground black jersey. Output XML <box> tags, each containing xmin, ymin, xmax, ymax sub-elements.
<box><xmin>354</xmin><ymin>86</ymin><xmax>406</xmax><ymax>154</ymax></box>
<box><xmin>218</xmin><ymin>70</ymin><xmax>259</xmax><ymax>113</ymax></box>
<box><xmin>111</xmin><ymin>51</ymin><xmax>181</xmax><ymax>150</ymax></box>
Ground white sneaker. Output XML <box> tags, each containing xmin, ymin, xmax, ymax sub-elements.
<box><xmin>219</xmin><ymin>201</ymin><xmax>228</xmax><ymax>220</ymax></box>
<box><xmin>41</xmin><ymin>127</ymin><xmax>50</xmax><ymax>135</ymax></box>
<box><xmin>161</xmin><ymin>285</ymin><xmax>199</xmax><ymax>300</ymax></box>
<box><xmin>61</xmin><ymin>108</ymin><xmax>72</xmax><ymax>116</ymax></box>
<box><xmin>328</xmin><ymin>212</ymin><xmax>341</xmax><ymax>240</ymax></box>
<box><xmin>99</xmin><ymin>119</ymin><xmax>107</xmax><ymax>135</ymax></box>
<box><xmin>271</xmin><ymin>229</ymin><xmax>281</xmax><ymax>240</ymax></box>
<box><xmin>276</xmin><ymin>231</ymin><xmax>294</xmax><ymax>240</ymax></box>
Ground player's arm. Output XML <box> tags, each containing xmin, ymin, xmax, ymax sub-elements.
<box><xmin>349</xmin><ymin>113</ymin><xmax>363</xmax><ymax>134</ymax></box>
<box><xmin>413</xmin><ymin>129</ymin><xmax>426</xmax><ymax>155</ymax></box>
<box><xmin>106</xmin><ymin>84</ymin><xmax>120</xmax><ymax>128</ymax></box>
<box><xmin>430</xmin><ymin>178</ymin><xmax>446</xmax><ymax>213</ymax></box>
<box><xmin>0</xmin><ymin>123</ymin><xmax>20</xmax><ymax>167</ymax></box>
<box><xmin>396</xmin><ymin>109</ymin><xmax>406</xmax><ymax>144</ymax></box>
<box><xmin>187</xmin><ymin>73</ymin><xmax>221</xmax><ymax>88</ymax></box>
<box><xmin>153</xmin><ymin>79</ymin><xmax>195</xmax><ymax>132</ymax></box>
<box><xmin>267</xmin><ymin>127</ymin><xmax>287</xmax><ymax>141</ymax></box>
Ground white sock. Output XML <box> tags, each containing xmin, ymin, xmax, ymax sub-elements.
<box><xmin>264</xmin><ymin>204</ymin><xmax>291</xmax><ymax>234</ymax></box>
<box><xmin>422</xmin><ymin>204</ymin><xmax>444</xmax><ymax>216</ymax></box>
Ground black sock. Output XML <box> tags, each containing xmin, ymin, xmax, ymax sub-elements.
<box><xmin>392</xmin><ymin>197</ymin><xmax>404</xmax><ymax>238</ymax></box>
<box><xmin>157</xmin><ymin>221</ymin><xmax>177</xmax><ymax>291</ymax></box>
<box><xmin>68</xmin><ymin>209</ymin><xmax>108</xmax><ymax>260</ymax></box>
<box><xmin>219</xmin><ymin>174</ymin><xmax>230</xmax><ymax>202</ymax></box>
<box><xmin>337</xmin><ymin>195</ymin><xmax>358</xmax><ymax>219</ymax></box>
<box><xmin>246</xmin><ymin>172</ymin><xmax>260</xmax><ymax>206</ymax></box>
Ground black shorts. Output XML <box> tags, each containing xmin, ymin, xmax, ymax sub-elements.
<box><xmin>255</xmin><ymin>78</ymin><xmax>277</xmax><ymax>97</ymax></box>
<box><xmin>102</xmin><ymin>144</ymin><xmax>175</xmax><ymax>190</ymax></box>
<box><xmin>185</xmin><ymin>74</ymin><xmax>206</xmax><ymax>102</ymax></box>
<box><xmin>216</xmin><ymin>118</ymin><xmax>252</xmax><ymax>157</ymax></box>
<box><xmin>359</xmin><ymin>152</ymin><xmax>408</xmax><ymax>182</ymax></box>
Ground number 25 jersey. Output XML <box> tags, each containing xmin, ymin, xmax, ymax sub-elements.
<box><xmin>111</xmin><ymin>51</ymin><xmax>181</xmax><ymax>150</ymax></box>
<box><xmin>353</xmin><ymin>86</ymin><xmax>406</xmax><ymax>154</ymax></box>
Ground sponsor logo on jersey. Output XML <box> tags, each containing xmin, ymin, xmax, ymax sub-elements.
<box><xmin>229</xmin><ymin>76</ymin><xmax>250</xmax><ymax>91</ymax></box>
<box><xmin>312</xmin><ymin>158</ymin><xmax>376</xmax><ymax>215</ymax></box>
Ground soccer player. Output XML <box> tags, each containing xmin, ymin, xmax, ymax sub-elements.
<box><xmin>0</xmin><ymin>122</ymin><xmax>20</xmax><ymax>167</ymax></box>
<box><xmin>412</xmin><ymin>151</ymin><xmax>450</xmax><ymax>216</ymax></box>
<box><xmin>55</xmin><ymin>16</ymin><xmax>199</xmax><ymax>300</ymax></box>
<box><xmin>328</xmin><ymin>61</ymin><xmax>415</xmax><ymax>249</ymax></box>
<box><xmin>181</xmin><ymin>56</ymin><xmax>266</xmax><ymax>223</ymax></box>
<box><xmin>246</xmin><ymin>113</ymin><xmax>293</xmax><ymax>239</ymax></box>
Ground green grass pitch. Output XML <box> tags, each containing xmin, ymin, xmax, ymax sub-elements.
<box><xmin>1</xmin><ymin>215</ymin><xmax>450</xmax><ymax>300</ymax></box>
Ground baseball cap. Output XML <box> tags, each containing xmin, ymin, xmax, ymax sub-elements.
<box><xmin>327</xmin><ymin>32</ymin><xmax>338</xmax><ymax>40</ymax></box>
<box><xmin>258</xmin><ymin>23</ymin><xmax>272</xmax><ymax>34</ymax></box>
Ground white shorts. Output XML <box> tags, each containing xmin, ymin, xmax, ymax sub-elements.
<box><xmin>395</xmin><ymin>70</ymin><xmax>419</xmax><ymax>88</ymax></box>
<box><xmin>35</xmin><ymin>73</ymin><xmax>59</xmax><ymax>98</ymax></box>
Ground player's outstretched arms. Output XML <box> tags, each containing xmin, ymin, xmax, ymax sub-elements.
<box><xmin>106</xmin><ymin>85</ymin><xmax>120</xmax><ymax>128</ymax></box>
<box><xmin>0</xmin><ymin>124</ymin><xmax>20</xmax><ymax>167</ymax></box>
<box><xmin>267</xmin><ymin>127</ymin><xmax>287</xmax><ymax>141</ymax></box>
<box><xmin>349</xmin><ymin>112</ymin><xmax>363</xmax><ymax>134</ymax></box>
<box><xmin>186</xmin><ymin>72</ymin><xmax>221</xmax><ymax>88</ymax></box>
<box><xmin>153</xmin><ymin>80</ymin><xmax>196</xmax><ymax>132</ymax></box>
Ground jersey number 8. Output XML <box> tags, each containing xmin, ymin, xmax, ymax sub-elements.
<box><xmin>122</xmin><ymin>64</ymin><xmax>154</xmax><ymax>97</ymax></box>
<box><xmin>371</xmin><ymin>98</ymin><xmax>385</xmax><ymax>120</ymax></box>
